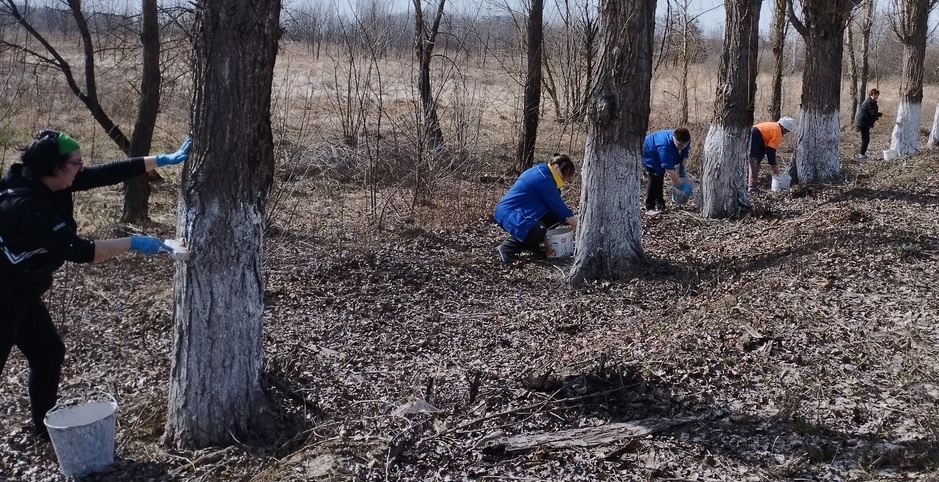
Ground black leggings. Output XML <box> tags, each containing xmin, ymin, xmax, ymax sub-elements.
<box><xmin>0</xmin><ymin>282</ymin><xmax>65</xmax><ymax>434</ymax></box>
<box><xmin>858</xmin><ymin>127</ymin><xmax>871</xmax><ymax>155</ymax></box>
<box><xmin>499</xmin><ymin>212</ymin><xmax>564</xmax><ymax>257</ymax></box>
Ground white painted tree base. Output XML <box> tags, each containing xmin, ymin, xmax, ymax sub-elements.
<box><xmin>701</xmin><ymin>124</ymin><xmax>749</xmax><ymax>219</ymax></box>
<box><xmin>792</xmin><ymin>110</ymin><xmax>841</xmax><ymax>184</ymax></box>
<box><xmin>890</xmin><ymin>100</ymin><xmax>922</xmax><ymax>156</ymax></box>
<box><xmin>927</xmin><ymin>102</ymin><xmax>939</xmax><ymax>148</ymax></box>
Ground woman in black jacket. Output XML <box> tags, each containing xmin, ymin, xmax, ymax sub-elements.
<box><xmin>0</xmin><ymin>129</ymin><xmax>189</xmax><ymax>437</ymax></box>
<box><xmin>854</xmin><ymin>88</ymin><xmax>883</xmax><ymax>159</ymax></box>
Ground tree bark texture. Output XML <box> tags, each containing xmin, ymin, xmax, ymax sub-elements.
<box><xmin>889</xmin><ymin>0</ymin><xmax>931</xmax><ymax>156</ymax></box>
<box><xmin>857</xmin><ymin>0</ymin><xmax>874</xmax><ymax>107</ymax></box>
<box><xmin>164</xmin><ymin>0</ymin><xmax>281</xmax><ymax>449</ymax></box>
<box><xmin>789</xmin><ymin>0</ymin><xmax>857</xmax><ymax>184</ymax></box>
<box><xmin>516</xmin><ymin>0</ymin><xmax>544</xmax><ymax>173</ymax></box>
<box><xmin>768</xmin><ymin>0</ymin><xmax>787</xmax><ymax>121</ymax></box>
<box><xmin>847</xmin><ymin>23</ymin><xmax>859</xmax><ymax>118</ymax></box>
<box><xmin>891</xmin><ymin>100</ymin><xmax>923</xmax><ymax>155</ymax></box>
<box><xmin>701</xmin><ymin>0</ymin><xmax>761</xmax><ymax>219</ymax></box>
<box><xmin>65</xmin><ymin>0</ymin><xmax>131</xmax><ymax>153</ymax></box>
<box><xmin>413</xmin><ymin>0</ymin><xmax>446</xmax><ymax>154</ymax></box>
<box><xmin>567</xmin><ymin>0</ymin><xmax>655</xmax><ymax>287</ymax></box>
<box><xmin>122</xmin><ymin>0</ymin><xmax>161</xmax><ymax>222</ymax></box>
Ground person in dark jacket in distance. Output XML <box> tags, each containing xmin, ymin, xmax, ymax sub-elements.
<box><xmin>854</xmin><ymin>88</ymin><xmax>883</xmax><ymax>160</ymax></box>
<box><xmin>642</xmin><ymin>128</ymin><xmax>692</xmax><ymax>215</ymax></box>
<box><xmin>493</xmin><ymin>153</ymin><xmax>578</xmax><ymax>264</ymax></box>
<box><xmin>0</xmin><ymin>129</ymin><xmax>189</xmax><ymax>438</ymax></box>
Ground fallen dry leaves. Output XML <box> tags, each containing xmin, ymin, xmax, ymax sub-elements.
<box><xmin>2</xmin><ymin>152</ymin><xmax>938</xmax><ymax>481</ymax></box>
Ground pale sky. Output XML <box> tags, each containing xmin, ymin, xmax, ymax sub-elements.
<box><xmin>307</xmin><ymin>0</ymin><xmax>781</xmax><ymax>35</ymax></box>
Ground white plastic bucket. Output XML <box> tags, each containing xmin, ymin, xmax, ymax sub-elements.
<box><xmin>883</xmin><ymin>149</ymin><xmax>899</xmax><ymax>161</ymax></box>
<box><xmin>544</xmin><ymin>225</ymin><xmax>574</xmax><ymax>258</ymax></box>
<box><xmin>771</xmin><ymin>172</ymin><xmax>791</xmax><ymax>192</ymax></box>
<box><xmin>44</xmin><ymin>395</ymin><xmax>118</xmax><ymax>478</ymax></box>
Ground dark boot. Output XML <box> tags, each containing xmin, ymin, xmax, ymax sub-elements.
<box><xmin>496</xmin><ymin>239</ymin><xmax>521</xmax><ymax>264</ymax></box>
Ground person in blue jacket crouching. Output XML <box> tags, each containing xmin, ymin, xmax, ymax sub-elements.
<box><xmin>493</xmin><ymin>153</ymin><xmax>578</xmax><ymax>264</ymax></box>
<box><xmin>642</xmin><ymin>127</ymin><xmax>692</xmax><ymax>215</ymax></box>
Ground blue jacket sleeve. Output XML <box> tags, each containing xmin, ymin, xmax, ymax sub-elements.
<box><xmin>656</xmin><ymin>144</ymin><xmax>678</xmax><ymax>171</ymax></box>
<box><xmin>535</xmin><ymin>179</ymin><xmax>574</xmax><ymax>221</ymax></box>
<box><xmin>659</xmin><ymin>141</ymin><xmax>689</xmax><ymax>172</ymax></box>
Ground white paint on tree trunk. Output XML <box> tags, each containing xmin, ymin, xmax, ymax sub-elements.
<box><xmin>167</xmin><ymin>194</ymin><xmax>267</xmax><ymax>447</ymax></box>
<box><xmin>568</xmin><ymin>143</ymin><xmax>644</xmax><ymax>286</ymax></box>
<box><xmin>792</xmin><ymin>110</ymin><xmax>841</xmax><ymax>184</ymax></box>
<box><xmin>929</xmin><ymin>102</ymin><xmax>939</xmax><ymax>148</ymax></box>
<box><xmin>701</xmin><ymin>124</ymin><xmax>749</xmax><ymax>219</ymax></box>
<box><xmin>890</xmin><ymin>100</ymin><xmax>922</xmax><ymax>156</ymax></box>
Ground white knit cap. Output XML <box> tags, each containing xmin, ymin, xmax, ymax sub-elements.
<box><xmin>778</xmin><ymin>116</ymin><xmax>796</xmax><ymax>132</ymax></box>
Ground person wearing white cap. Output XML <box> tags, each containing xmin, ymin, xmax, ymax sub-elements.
<box><xmin>748</xmin><ymin>116</ymin><xmax>796</xmax><ymax>194</ymax></box>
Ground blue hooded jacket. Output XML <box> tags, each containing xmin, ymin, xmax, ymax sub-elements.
<box><xmin>642</xmin><ymin>129</ymin><xmax>688</xmax><ymax>176</ymax></box>
<box><xmin>493</xmin><ymin>163</ymin><xmax>574</xmax><ymax>241</ymax></box>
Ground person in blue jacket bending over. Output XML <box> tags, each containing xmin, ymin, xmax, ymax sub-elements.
<box><xmin>642</xmin><ymin>127</ymin><xmax>692</xmax><ymax>215</ymax></box>
<box><xmin>493</xmin><ymin>153</ymin><xmax>578</xmax><ymax>264</ymax></box>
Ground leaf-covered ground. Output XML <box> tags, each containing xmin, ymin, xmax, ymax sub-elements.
<box><xmin>2</xmin><ymin>152</ymin><xmax>938</xmax><ymax>481</ymax></box>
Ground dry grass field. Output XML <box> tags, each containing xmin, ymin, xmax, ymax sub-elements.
<box><xmin>1</xmin><ymin>37</ymin><xmax>939</xmax><ymax>481</ymax></box>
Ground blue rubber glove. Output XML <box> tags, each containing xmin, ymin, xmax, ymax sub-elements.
<box><xmin>155</xmin><ymin>137</ymin><xmax>191</xmax><ymax>167</ymax></box>
<box><xmin>680</xmin><ymin>180</ymin><xmax>693</xmax><ymax>196</ymax></box>
<box><xmin>678</xmin><ymin>162</ymin><xmax>687</xmax><ymax>179</ymax></box>
<box><xmin>130</xmin><ymin>236</ymin><xmax>170</xmax><ymax>255</ymax></box>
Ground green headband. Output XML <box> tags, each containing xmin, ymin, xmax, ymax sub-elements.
<box><xmin>57</xmin><ymin>132</ymin><xmax>81</xmax><ymax>156</ymax></box>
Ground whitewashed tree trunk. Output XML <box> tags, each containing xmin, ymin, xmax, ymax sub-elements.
<box><xmin>788</xmin><ymin>0</ymin><xmax>855</xmax><ymax>185</ymax></box>
<box><xmin>571</xmin><ymin>142</ymin><xmax>644</xmax><ymax>286</ymax></box>
<box><xmin>701</xmin><ymin>0</ymin><xmax>760</xmax><ymax>219</ymax></box>
<box><xmin>792</xmin><ymin>110</ymin><xmax>841</xmax><ymax>183</ymax></box>
<box><xmin>702</xmin><ymin>125</ymin><xmax>750</xmax><ymax>217</ymax></box>
<box><xmin>164</xmin><ymin>0</ymin><xmax>281</xmax><ymax>449</ymax></box>
<box><xmin>568</xmin><ymin>0</ymin><xmax>654</xmax><ymax>287</ymax></box>
<box><xmin>889</xmin><ymin>0</ymin><xmax>930</xmax><ymax>157</ymax></box>
<box><xmin>928</xmin><ymin>102</ymin><xmax>939</xmax><ymax>147</ymax></box>
<box><xmin>890</xmin><ymin>100</ymin><xmax>922</xmax><ymax>155</ymax></box>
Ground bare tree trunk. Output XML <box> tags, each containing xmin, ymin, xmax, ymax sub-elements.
<box><xmin>568</xmin><ymin>0</ymin><xmax>655</xmax><ymax>287</ymax></box>
<box><xmin>702</xmin><ymin>0</ymin><xmax>761</xmax><ymax>219</ymax></box>
<box><xmin>516</xmin><ymin>0</ymin><xmax>544</xmax><ymax>173</ymax></box>
<box><xmin>413</xmin><ymin>0</ymin><xmax>445</xmax><ymax>153</ymax></box>
<box><xmin>164</xmin><ymin>0</ymin><xmax>281</xmax><ymax>449</ymax></box>
<box><xmin>788</xmin><ymin>0</ymin><xmax>859</xmax><ymax>184</ymax></box>
<box><xmin>2</xmin><ymin>0</ymin><xmax>164</xmax><ymax>222</ymax></box>
<box><xmin>63</xmin><ymin>0</ymin><xmax>131</xmax><ymax>152</ymax></box>
<box><xmin>768</xmin><ymin>0</ymin><xmax>787</xmax><ymax>121</ymax></box>
<box><xmin>857</xmin><ymin>0</ymin><xmax>874</xmax><ymax>108</ymax></box>
<box><xmin>412</xmin><ymin>0</ymin><xmax>446</xmax><ymax>204</ymax></box>
<box><xmin>122</xmin><ymin>0</ymin><xmax>161</xmax><ymax>222</ymax></box>
<box><xmin>847</xmin><ymin>22</ymin><xmax>859</xmax><ymax>118</ymax></box>
<box><xmin>889</xmin><ymin>0</ymin><xmax>933</xmax><ymax>157</ymax></box>
<box><xmin>678</xmin><ymin>6</ymin><xmax>690</xmax><ymax>126</ymax></box>
<box><xmin>581</xmin><ymin>7</ymin><xmax>598</xmax><ymax>120</ymax></box>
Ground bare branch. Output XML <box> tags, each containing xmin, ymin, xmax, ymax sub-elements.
<box><xmin>787</xmin><ymin>0</ymin><xmax>808</xmax><ymax>37</ymax></box>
